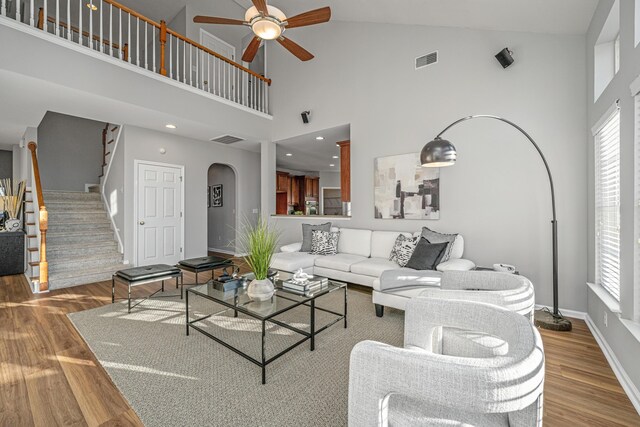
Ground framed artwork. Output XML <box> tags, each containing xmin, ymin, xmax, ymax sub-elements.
<box><xmin>207</xmin><ymin>186</ymin><xmax>211</xmax><ymax>208</ymax></box>
<box><xmin>211</xmin><ymin>184</ymin><xmax>223</xmax><ymax>207</ymax></box>
<box><xmin>374</xmin><ymin>153</ymin><xmax>440</xmax><ymax>220</ymax></box>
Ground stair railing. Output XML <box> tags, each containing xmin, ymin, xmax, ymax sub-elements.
<box><xmin>2</xmin><ymin>0</ymin><xmax>271</xmax><ymax>113</ymax></box>
<box><xmin>27</xmin><ymin>142</ymin><xmax>48</xmax><ymax>292</ymax></box>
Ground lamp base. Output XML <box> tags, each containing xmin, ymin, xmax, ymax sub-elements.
<box><xmin>534</xmin><ymin>308</ymin><xmax>572</xmax><ymax>331</ymax></box>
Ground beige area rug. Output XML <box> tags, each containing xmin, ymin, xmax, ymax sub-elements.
<box><xmin>68</xmin><ymin>288</ymin><xmax>404</xmax><ymax>426</ymax></box>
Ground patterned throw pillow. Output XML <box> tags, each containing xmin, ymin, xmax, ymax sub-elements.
<box><xmin>310</xmin><ymin>230</ymin><xmax>340</xmax><ymax>255</ymax></box>
<box><xmin>389</xmin><ymin>235</ymin><xmax>418</xmax><ymax>267</ymax></box>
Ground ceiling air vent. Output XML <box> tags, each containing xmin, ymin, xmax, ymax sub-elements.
<box><xmin>211</xmin><ymin>135</ymin><xmax>244</xmax><ymax>144</ymax></box>
<box><xmin>415</xmin><ymin>51</ymin><xmax>438</xmax><ymax>70</ymax></box>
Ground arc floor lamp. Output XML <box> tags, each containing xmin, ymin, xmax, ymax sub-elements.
<box><xmin>420</xmin><ymin>115</ymin><xmax>571</xmax><ymax>331</ymax></box>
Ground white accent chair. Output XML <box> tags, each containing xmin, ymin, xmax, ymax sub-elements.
<box><xmin>373</xmin><ymin>270</ymin><xmax>536</xmax><ymax>321</ymax></box>
<box><xmin>348</xmin><ymin>298</ymin><xmax>545</xmax><ymax>427</ymax></box>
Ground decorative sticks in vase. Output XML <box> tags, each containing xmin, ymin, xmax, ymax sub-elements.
<box><xmin>0</xmin><ymin>179</ymin><xmax>26</xmax><ymax>232</ymax></box>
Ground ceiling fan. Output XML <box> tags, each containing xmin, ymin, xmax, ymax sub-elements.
<box><xmin>193</xmin><ymin>0</ymin><xmax>331</xmax><ymax>63</ymax></box>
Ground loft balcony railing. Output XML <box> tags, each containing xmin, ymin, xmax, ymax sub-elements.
<box><xmin>1</xmin><ymin>0</ymin><xmax>271</xmax><ymax>114</ymax></box>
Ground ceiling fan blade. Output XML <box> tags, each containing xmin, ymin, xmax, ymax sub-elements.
<box><xmin>193</xmin><ymin>16</ymin><xmax>246</xmax><ymax>25</ymax></box>
<box><xmin>242</xmin><ymin>37</ymin><xmax>262</xmax><ymax>62</ymax></box>
<box><xmin>252</xmin><ymin>0</ymin><xmax>269</xmax><ymax>15</ymax></box>
<box><xmin>285</xmin><ymin>7</ymin><xmax>331</xmax><ymax>29</ymax></box>
<box><xmin>277</xmin><ymin>37</ymin><xmax>314</xmax><ymax>61</ymax></box>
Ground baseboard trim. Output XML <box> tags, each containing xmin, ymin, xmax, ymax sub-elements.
<box><xmin>534</xmin><ymin>304</ymin><xmax>586</xmax><ymax>320</ymax></box>
<box><xmin>585</xmin><ymin>315</ymin><xmax>640</xmax><ymax>415</ymax></box>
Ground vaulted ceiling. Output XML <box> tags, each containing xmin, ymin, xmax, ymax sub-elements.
<box><xmin>129</xmin><ymin>0</ymin><xmax>598</xmax><ymax>36</ymax></box>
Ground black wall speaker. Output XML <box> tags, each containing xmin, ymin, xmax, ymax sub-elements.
<box><xmin>495</xmin><ymin>48</ymin><xmax>514</xmax><ymax>69</ymax></box>
<box><xmin>301</xmin><ymin>111</ymin><xmax>310</xmax><ymax>124</ymax></box>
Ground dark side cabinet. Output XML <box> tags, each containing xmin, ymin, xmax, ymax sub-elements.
<box><xmin>0</xmin><ymin>231</ymin><xmax>25</xmax><ymax>276</ymax></box>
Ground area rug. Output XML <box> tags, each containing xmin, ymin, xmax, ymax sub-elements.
<box><xmin>68</xmin><ymin>289</ymin><xmax>404</xmax><ymax>426</ymax></box>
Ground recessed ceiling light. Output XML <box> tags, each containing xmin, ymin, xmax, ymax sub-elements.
<box><xmin>286</xmin><ymin>153</ymin><xmax>293</xmax><ymax>156</ymax></box>
<box><xmin>165</xmin><ymin>124</ymin><xmax>176</xmax><ymax>129</ymax></box>
<box><xmin>316</xmin><ymin>136</ymin><xmax>324</xmax><ymax>141</ymax></box>
<box><xmin>86</xmin><ymin>2</ymin><xmax>97</xmax><ymax>10</ymax></box>
<box><xmin>329</xmin><ymin>164</ymin><xmax>335</xmax><ymax>167</ymax></box>
<box><xmin>336</xmin><ymin>143</ymin><xmax>339</xmax><ymax>147</ymax></box>
<box><xmin>332</xmin><ymin>155</ymin><xmax>338</xmax><ymax>159</ymax></box>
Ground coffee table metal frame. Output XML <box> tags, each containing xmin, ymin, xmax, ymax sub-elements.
<box><xmin>186</xmin><ymin>280</ymin><xmax>347</xmax><ymax>384</ymax></box>
<box><xmin>112</xmin><ymin>271</ymin><xmax>183</xmax><ymax>313</ymax></box>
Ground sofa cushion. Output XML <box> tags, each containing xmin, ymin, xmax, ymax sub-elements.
<box><xmin>271</xmin><ymin>252</ymin><xmax>319</xmax><ymax>272</ymax></box>
<box><xmin>337</xmin><ymin>228</ymin><xmax>372</xmax><ymax>257</ymax></box>
<box><xmin>390</xmin><ymin>235</ymin><xmax>418</xmax><ymax>267</ymax></box>
<box><xmin>449</xmin><ymin>235</ymin><xmax>464</xmax><ymax>260</ymax></box>
<box><xmin>350</xmin><ymin>257</ymin><xmax>400</xmax><ymax>277</ymax></box>
<box><xmin>436</xmin><ymin>258</ymin><xmax>476</xmax><ymax>272</ymax></box>
<box><xmin>420</xmin><ymin>227</ymin><xmax>458</xmax><ymax>262</ymax></box>
<box><xmin>310</xmin><ymin>230</ymin><xmax>340</xmax><ymax>255</ymax></box>
<box><xmin>314</xmin><ymin>253</ymin><xmax>368</xmax><ymax>272</ymax></box>
<box><xmin>371</xmin><ymin>231</ymin><xmax>411</xmax><ymax>259</ymax></box>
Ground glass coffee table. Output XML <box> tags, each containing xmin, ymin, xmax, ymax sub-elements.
<box><xmin>185</xmin><ymin>272</ymin><xmax>347</xmax><ymax>384</ymax></box>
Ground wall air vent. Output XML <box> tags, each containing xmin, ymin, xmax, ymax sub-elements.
<box><xmin>211</xmin><ymin>135</ymin><xmax>244</xmax><ymax>144</ymax></box>
<box><xmin>415</xmin><ymin>51</ymin><xmax>438</xmax><ymax>70</ymax></box>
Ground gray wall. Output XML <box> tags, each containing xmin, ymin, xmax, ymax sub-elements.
<box><xmin>264</xmin><ymin>21</ymin><xmax>588</xmax><ymax>313</ymax></box>
<box><xmin>208</xmin><ymin>163</ymin><xmax>237</xmax><ymax>253</ymax></box>
<box><xmin>586</xmin><ymin>0</ymin><xmax>640</xmax><ymax>402</ymax></box>
<box><xmin>0</xmin><ymin>150</ymin><xmax>12</xmax><ymax>179</ymax></box>
<box><xmin>319</xmin><ymin>171</ymin><xmax>340</xmax><ymax>189</ymax></box>
<box><xmin>122</xmin><ymin>125</ymin><xmax>260</xmax><ymax>263</ymax></box>
<box><xmin>37</xmin><ymin>112</ymin><xmax>105</xmax><ymax>191</ymax></box>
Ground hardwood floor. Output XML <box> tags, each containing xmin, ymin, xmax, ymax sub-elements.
<box><xmin>1</xmin><ymin>269</ymin><xmax>638</xmax><ymax>426</ymax></box>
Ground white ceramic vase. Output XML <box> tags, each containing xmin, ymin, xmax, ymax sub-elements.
<box><xmin>4</xmin><ymin>218</ymin><xmax>21</xmax><ymax>232</ymax></box>
<box><xmin>246</xmin><ymin>278</ymin><xmax>275</xmax><ymax>301</ymax></box>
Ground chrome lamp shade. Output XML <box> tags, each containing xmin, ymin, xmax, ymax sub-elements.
<box><xmin>420</xmin><ymin>137</ymin><xmax>457</xmax><ymax>167</ymax></box>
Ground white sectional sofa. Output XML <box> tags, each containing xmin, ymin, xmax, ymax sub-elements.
<box><xmin>271</xmin><ymin>227</ymin><xmax>475</xmax><ymax>288</ymax></box>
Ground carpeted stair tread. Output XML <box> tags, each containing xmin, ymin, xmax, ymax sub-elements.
<box><xmin>49</xmin><ymin>254</ymin><xmax>125</xmax><ymax>274</ymax></box>
<box><xmin>49</xmin><ymin>262</ymin><xmax>127</xmax><ymax>281</ymax></box>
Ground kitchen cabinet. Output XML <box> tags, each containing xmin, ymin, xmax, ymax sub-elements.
<box><xmin>304</xmin><ymin>176</ymin><xmax>320</xmax><ymax>199</ymax></box>
<box><xmin>276</xmin><ymin>171</ymin><xmax>289</xmax><ymax>193</ymax></box>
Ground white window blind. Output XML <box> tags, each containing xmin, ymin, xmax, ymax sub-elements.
<box><xmin>595</xmin><ymin>107</ymin><xmax>621</xmax><ymax>301</ymax></box>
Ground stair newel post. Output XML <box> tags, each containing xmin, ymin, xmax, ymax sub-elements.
<box><xmin>39</xmin><ymin>206</ymin><xmax>49</xmax><ymax>292</ymax></box>
<box><xmin>27</xmin><ymin>141</ymin><xmax>48</xmax><ymax>292</ymax></box>
<box><xmin>160</xmin><ymin>20</ymin><xmax>167</xmax><ymax>76</ymax></box>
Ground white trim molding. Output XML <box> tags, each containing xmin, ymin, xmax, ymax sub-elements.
<box><xmin>585</xmin><ymin>315</ymin><xmax>640</xmax><ymax>415</ymax></box>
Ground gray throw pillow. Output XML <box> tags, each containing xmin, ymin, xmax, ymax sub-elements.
<box><xmin>405</xmin><ymin>239</ymin><xmax>448</xmax><ymax>270</ymax></box>
<box><xmin>421</xmin><ymin>227</ymin><xmax>458</xmax><ymax>262</ymax></box>
<box><xmin>301</xmin><ymin>222</ymin><xmax>331</xmax><ymax>252</ymax></box>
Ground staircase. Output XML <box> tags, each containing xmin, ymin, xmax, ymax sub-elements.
<box><xmin>45</xmin><ymin>190</ymin><xmax>126</xmax><ymax>290</ymax></box>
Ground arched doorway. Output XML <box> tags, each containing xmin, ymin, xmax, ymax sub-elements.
<box><xmin>207</xmin><ymin>163</ymin><xmax>237</xmax><ymax>255</ymax></box>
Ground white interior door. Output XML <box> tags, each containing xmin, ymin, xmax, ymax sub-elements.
<box><xmin>136</xmin><ymin>162</ymin><xmax>183</xmax><ymax>266</ymax></box>
<box><xmin>200</xmin><ymin>29</ymin><xmax>236</xmax><ymax>95</ymax></box>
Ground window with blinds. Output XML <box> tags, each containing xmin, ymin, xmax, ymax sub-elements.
<box><xmin>595</xmin><ymin>108</ymin><xmax>621</xmax><ymax>301</ymax></box>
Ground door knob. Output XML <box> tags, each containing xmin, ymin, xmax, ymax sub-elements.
<box><xmin>139</xmin><ymin>220</ymin><xmax>145</xmax><ymax>225</ymax></box>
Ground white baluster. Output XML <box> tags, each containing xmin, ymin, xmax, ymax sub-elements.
<box><xmin>196</xmin><ymin>50</ymin><xmax>200</xmax><ymax>89</ymax></box>
<box><xmin>207</xmin><ymin>54</ymin><xmax>210</xmax><ymax>93</ymax></box>
<box><xmin>152</xmin><ymin>25</ymin><xmax>155</xmax><ymax>71</ymax></box>
<box><xmin>88</xmin><ymin>0</ymin><xmax>92</xmax><ymax>43</ymax></box>
<box><xmin>144</xmin><ymin>22</ymin><xmax>148</xmax><ymax>70</ymax></box>
<box><xmin>98</xmin><ymin>0</ymin><xmax>102</xmax><ymax>51</ymax></box>
<box><xmin>135</xmin><ymin>17</ymin><xmax>139</xmax><ymax>66</ymax></box>
<box><xmin>127</xmin><ymin>13</ymin><xmax>131</xmax><ymax>63</ymax></box>
<box><xmin>16</xmin><ymin>0</ymin><xmax>21</xmax><ymax>23</ymax></box>
<box><xmin>43</xmin><ymin>0</ymin><xmax>47</xmax><ymax>32</ymax></box>
<box><xmin>189</xmin><ymin>44</ymin><xmax>192</xmax><ymax>85</ymax></box>
<box><xmin>118</xmin><ymin>8</ymin><xmax>122</xmax><ymax>59</ymax></box>
<box><xmin>77</xmin><ymin>0</ymin><xmax>82</xmax><ymax>44</ymax></box>
<box><xmin>66</xmin><ymin>0</ymin><xmax>70</xmax><ymax>40</ymax></box>
<box><xmin>1</xmin><ymin>0</ymin><xmax>6</xmax><ymax>17</ymax></box>
<box><xmin>109</xmin><ymin>3</ymin><xmax>112</xmax><ymax>56</ymax></box>
<box><xmin>169</xmin><ymin>34</ymin><xmax>173</xmax><ymax>79</ymax></box>
<box><xmin>30</xmin><ymin>0</ymin><xmax>34</xmax><ymax>26</ymax></box>
<box><xmin>183</xmin><ymin>40</ymin><xmax>186</xmax><ymax>83</ymax></box>
<box><xmin>264</xmin><ymin>80</ymin><xmax>268</xmax><ymax>114</ymax></box>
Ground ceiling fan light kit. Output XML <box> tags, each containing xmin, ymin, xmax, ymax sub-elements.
<box><xmin>194</xmin><ymin>0</ymin><xmax>331</xmax><ymax>62</ymax></box>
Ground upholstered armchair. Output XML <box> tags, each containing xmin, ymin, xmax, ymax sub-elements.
<box><xmin>374</xmin><ymin>270</ymin><xmax>536</xmax><ymax>321</ymax></box>
<box><xmin>349</xmin><ymin>298</ymin><xmax>545</xmax><ymax>427</ymax></box>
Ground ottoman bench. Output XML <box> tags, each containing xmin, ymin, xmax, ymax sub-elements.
<box><xmin>177</xmin><ymin>256</ymin><xmax>237</xmax><ymax>285</ymax></box>
<box><xmin>112</xmin><ymin>264</ymin><xmax>183</xmax><ymax>312</ymax></box>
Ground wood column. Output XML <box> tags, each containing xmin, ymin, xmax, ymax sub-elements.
<box><xmin>337</xmin><ymin>140</ymin><xmax>351</xmax><ymax>204</ymax></box>
<box><xmin>159</xmin><ymin>20</ymin><xmax>167</xmax><ymax>76</ymax></box>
